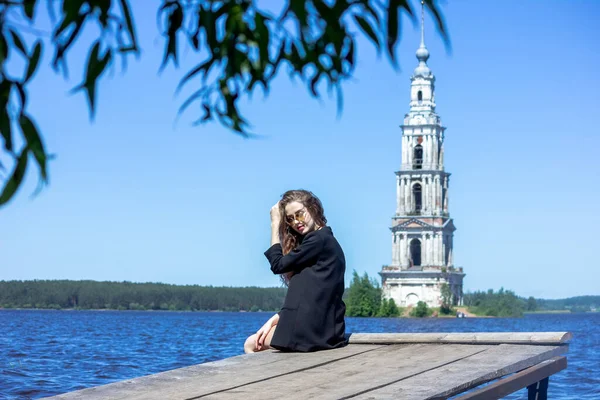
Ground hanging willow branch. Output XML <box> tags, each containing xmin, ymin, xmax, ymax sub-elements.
<box><xmin>0</xmin><ymin>0</ymin><xmax>449</xmax><ymax>207</ymax></box>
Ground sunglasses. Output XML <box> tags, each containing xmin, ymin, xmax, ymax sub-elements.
<box><xmin>285</xmin><ymin>208</ymin><xmax>307</xmax><ymax>225</ymax></box>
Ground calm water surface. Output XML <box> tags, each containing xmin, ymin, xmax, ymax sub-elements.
<box><xmin>1</xmin><ymin>310</ymin><xmax>598</xmax><ymax>399</ymax></box>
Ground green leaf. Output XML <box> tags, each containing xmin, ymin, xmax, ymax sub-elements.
<box><xmin>288</xmin><ymin>0</ymin><xmax>307</xmax><ymax>29</ymax></box>
<box><xmin>0</xmin><ymin>147</ymin><xmax>29</xmax><ymax>207</ymax></box>
<box><xmin>309</xmin><ymin>73</ymin><xmax>320</xmax><ymax>97</ymax></box>
<box><xmin>160</xmin><ymin>1</ymin><xmax>183</xmax><ymax>70</ymax></box>
<box><xmin>345</xmin><ymin>37</ymin><xmax>355</xmax><ymax>68</ymax></box>
<box><xmin>23</xmin><ymin>0</ymin><xmax>36</xmax><ymax>20</ymax></box>
<box><xmin>0</xmin><ymin>80</ymin><xmax>11</xmax><ymax>153</ymax></box>
<box><xmin>178</xmin><ymin>86</ymin><xmax>209</xmax><ymax>116</ymax></box>
<box><xmin>177</xmin><ymin>58</ymin><xmax>214</xmax><ymax>92</ymax></box>
<box><xmin>255</xmin><ymin>12</ymin><xmax>270</xmax><ymax>69</ymax></box>
<box><xmin>52</xmin><ymin>12</ymin><xmax>87</xmax><ymax>75</ymax></box>
<box><xmin>14</xmin><ymin>82</ymin><xmax>27</xmax><ymax>111</ymax></box>
<box><xmin>0</xmin><ymin>34</ymin><xmax>8</xmax><ymax>64</ymax></box>
<box><xmin>362</xmin><ymin>2</ymin><xmax>381</xmax><ymax>26</ymax></box>
<box><xmin>9</xmin><ymin>30</ymin><xmax>27</xmax><ymax>56</ymax></box>
<box><xmin>0</xmin><ymin>106</ymin><xmax>12</xmax><ymax>152</ymax></box>
<box><xmin>25</xmin><ymin>41</ymin><xmax>42</xmax><ymax>83</ymax></box>
<box><xmin>117</xmin><ymin>0</ymin><xmax>139</xmax><ymax>53</ymax></box>
<box><xmin>200</xmin><ymin>8</ymin><xmax>218</xmax><ymax>54</ymax></box>
<box><xmin>53</xmin><ymin>16</ymin><xmax>75</xmax><ymax>41</ymax></box>
<box><xmin>354</xmin><ymin>15</ymin><xmax>379</xmax><ymax>49</ymax></box>
<box><xmin>75</xmin><ymin>41</ymin><xmax>112</xmax><ymax>117</ymax></box>
<box><xmin>386</xmin><ymin>0</ymin><xmax>402</xmax><ymax>64</ymax></box>
<box><xmin>19</xmin><ymin>114</ymin><xmax>48</xmax><ymax>181</ymax></box>
<box><xmin>85</xmin><ymin>40</ymin><xmax>102</xmax><ymax>77</ymax></box>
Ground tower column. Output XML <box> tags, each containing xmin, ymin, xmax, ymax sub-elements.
<box><xmin>422</xmin><ymin>177</ymin><xmax>428</xmax><ymax>214</ymax></box>
<box><xmin>405</xmin><ymin>234</ymin><xmax>411</xmax><ymax>267</ymax></box>
<box><xmin>432</xmin><ymin>232</ymin><xmax>437</xmax><ymax>266</ymax></box>
<box><xmin>425</xmin><ymin>232</ymin><xmax>431</xmax><ymax>266</ymax></box>
<box><xmin>427</xmin><ymin>135</ymin><xmax>433</xmax><ymax>169</ymax></box>
<box><xmin>444</xmin><ymin>176</ymin><xmax>449</xmax><ymax>213</ymax></box>
<box><xmin>434</xmin><ymin>232</ymin><xmax>440</xmax><ymax>266</ymax></box>
<box><xmin>437</xmin><ymin>176</ymin><xmax>443</xmax><ymax>212</ymax></box>
<box><xmin>438</xmin><ymin>233</ymin><xmax>443</xmax><ymax>266</ymax></box>
<box><xmin>402</xmin><ymin>136</ymin><xmax>407</xmax><ymax>168</ymax></box>
<box><xmin>399</xmin><ymin>233</ymin><xmax>405</xmax><ymax>267</ymax></box>
<box><xmin>398</xmin><ymin>233</ymin><xmax>403</xmax><ymax>267</ymax></box>
<box><xmin>401</xmin><ymin>176</ymin><xmax>407</xmax><ymax>214</ymax></box>
<box><xmin>442</xmin><ymin>235</ymin><xmax>446</xmax><ymax>266</ymax></box>
<box><xmin>404</xmin><ymin>178</ymin><xmax>412</xmax><ymax>213</ymax></box>
<box><xmin>394</xmin><ymin>233</ymin><xmax>401</xmax><ymax>265</ymax></box>
<box><xmin>424</xmin><ymin>135</ymin><xmax>430</xmax><ymax>168</ymax></box>
<box><xmin>428</xmin><ymin>177</ymin><xmax>433</xmax><ymax>214</ymax></box>
<box><xmin>422</xmin><ymin>234</ymin><xmax>427</xmax><ymax>266</ymax></box>
<box><xmin>429</xmin><ymin>232</ymin><xmax>434</xmax><ymax>266</ymax></box>
<box><xmin>432</xmin><ymin>176</ymin><xmax>438</xmax><ymax>214</ymax></box>
<box><xmin>433</xmin><ymin>137</ymin><xmax>439</xmax><ymax>169</ymax></box>
<box><xmin>396</xmin><ymin>175</ymin><xmax>401</xmax><ymax>214</ymax></box>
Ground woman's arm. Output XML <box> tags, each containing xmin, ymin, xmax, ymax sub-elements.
<box><xmin>256</xmin><ymin>313</ymin><xmax>279</xmax><ymax>350</ymax></box>
<box><xmin>265</xmin><ymin>202</ymin><xmax>323</xmax><ymax>274</ymax></box>
<box><xmin>270</xmin><ymin>203</ymin><xmax>281</xmax><ymax>246</ymax></box>
<box><xmin>265</xmin><ymin>233</ymin><xmax>323</xmax><ymax>274</ymax></box>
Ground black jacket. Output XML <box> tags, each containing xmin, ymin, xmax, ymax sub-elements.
<box><xmin>264</xmin><ymin>226</ymin><xmax>347</xmax><ymax>352</ymax></box>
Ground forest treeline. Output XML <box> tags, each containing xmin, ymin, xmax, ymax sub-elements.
<box><xmin>0</xmin><ymin>279</ymin><xmax>597</xmax><ymax>316</ymax></box>
<box><xmin>0</xmin><ymin>280</ymin><xmax>286</xmax><ymax>311</ymax></box>
<box><xmin>536</xmin><ymin>296</ymin><xmax>600</xmax><ymax>313</ymax></box>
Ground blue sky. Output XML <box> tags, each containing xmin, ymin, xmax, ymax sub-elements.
<box><xmin>1</xmin><ymin>1</ymin><xmax>598</xmax><ymax>299</ymax></box>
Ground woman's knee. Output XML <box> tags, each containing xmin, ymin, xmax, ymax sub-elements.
<box><xmin>244</xmin><ymin>334</ymin><xmax>257</xmax><ymax>354</ymax></box>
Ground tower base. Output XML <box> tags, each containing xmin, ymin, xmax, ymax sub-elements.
<box><xmin>379</xmin><ymin>267</ymin><xmax>465</xmax><ymax>309</ymax></box>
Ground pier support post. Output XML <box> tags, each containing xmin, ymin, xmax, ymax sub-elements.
<box><xmin>527</xmin><ymin>377</ymin><xmax>549</xmax><ymax>400</ymax></box>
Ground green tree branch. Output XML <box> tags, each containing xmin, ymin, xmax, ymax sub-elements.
<box><xmin>0</xmin><ymin>0</ymin><xmax>449</xmax><ymax>208</ymax></box>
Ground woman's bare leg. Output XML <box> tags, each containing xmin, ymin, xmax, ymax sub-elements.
<box><xmin>244</xmin><ymin>325</ymin><xmax>277</xmax><ymax>353</ymax></box>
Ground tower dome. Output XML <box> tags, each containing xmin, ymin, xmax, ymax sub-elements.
<box><xmin>412</xmin><ymin>2</ymin><xmax>432</xmax><ymax>78</ymax></box>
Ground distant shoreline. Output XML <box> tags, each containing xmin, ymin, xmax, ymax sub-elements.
<box><xmin>4</xmin><ymin>307</ymin><xmax>593</xmax><ymax>318</ymax></box>
<box><xmin>0</xmin><ymin>307</ymin><xmax>277</xmax><ymax>313</ymax></box>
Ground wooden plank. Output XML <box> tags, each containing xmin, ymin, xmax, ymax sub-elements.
<box><xmin>44</xmin><ymin>344</ymin><xmax>383</xmax><ymax>400</ymax></box>
<box><xmin>348</xmin><ymin>332</ymin><xmax>572</xmax><ymax>345</ymax></box>
<box><xmin>351</xmin><ymin>344</ymin><xmax>568</xmax><ymax>399</ymax></box>
<box><xmin>454</xmin><ymin>356</ymin><xmax>567</xmax><ymax>400</ymax></box>
<box><xmin>202</xmin><ymin>344</ymin><xmax>493</xmax><ymax>399</ymax></box>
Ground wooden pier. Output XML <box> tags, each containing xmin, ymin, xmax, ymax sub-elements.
<box><xmin>45</xmin><ymin>332</ymin><xmax>571</xmax><ymax>399</ymax></box>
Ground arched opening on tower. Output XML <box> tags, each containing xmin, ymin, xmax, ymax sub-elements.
<box><xmin>417</xmin><ymin>90</ymin><xmax>423</xmax><ymax>104</ymax></box>
<box><xmin>410</xmin><ymin>238</ymin><xmax>421</xmax><ymax>266</ymax></box>
<box><xmin>406</xmin><ymin>293</ymin><xmax>419</xmax><ymax>306</ymax></box>
<box><xmin>413</xmin><ymin>144</ymin><xmax>423</xmax><ymax>169</ymax></box>
<box><xmin>412</xmin><ymin>183</ymin><xmax>422</xmax><ymax>212</ymax></box>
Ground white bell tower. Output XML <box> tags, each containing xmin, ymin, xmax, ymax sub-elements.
<box><xmin>379</xmin><ymin>2</ymin><xmax>465</xmax><ymax>309</ymax></box>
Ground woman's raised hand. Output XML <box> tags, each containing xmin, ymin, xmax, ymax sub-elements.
<box><xmin>270</xmin><ymin>202</ymin><xmax>281</xmax><ymax>226</ymax></box>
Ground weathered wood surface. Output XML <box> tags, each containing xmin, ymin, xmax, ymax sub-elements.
<box><xmin>44</xmin><ymin>332</ymin><xmax>571</xmax><ymax>400</ymax></box>
<box><xmin>348</xmin><ymin>332</ymin><xmax>572</xmax><ymax>345</ymax></box>
<box><xmin>46</xmin><ymin>344</ymin><xmax>382</xmax><ymax>400</ymax></box>
<box><xmin>201</xmin><ymin>344</ymin><xmax>493</xmax><ymax>399</ymax></box>
<box><xmin>350</xmin><ymin>343</ymin><xmax>568</xmax><ymax>399</ymax></box>
<box><xmin>453</xmin><ymin>356</ymin><xmax>567</xmax><ymax>400</ymax></box>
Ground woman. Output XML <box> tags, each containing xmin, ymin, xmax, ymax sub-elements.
<box><xmin>243</xmin><ymin>189</ymin><xmax>348</xmax><ymax>353</ymax></box>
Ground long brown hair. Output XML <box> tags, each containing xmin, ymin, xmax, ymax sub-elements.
<box><xmin>277</xmin><ymin>189</ymin><xmax>327</xmax><ymax>286</ymax></box>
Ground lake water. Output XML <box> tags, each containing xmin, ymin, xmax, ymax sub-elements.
<box><xmin>1</xmin><ymin>310</ymin><xmax>598</xmax><ymax>399</ymax></box>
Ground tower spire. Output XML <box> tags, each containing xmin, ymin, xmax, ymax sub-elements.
<box><xmin>413</xmin><ymin>0</ymin><xmax>431</xmax><ymax>78</ymax></box>
<box><xmin>420</xmin><ymin>0</ymin><xmax>425</xmax><ymax>49</ymax></box>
